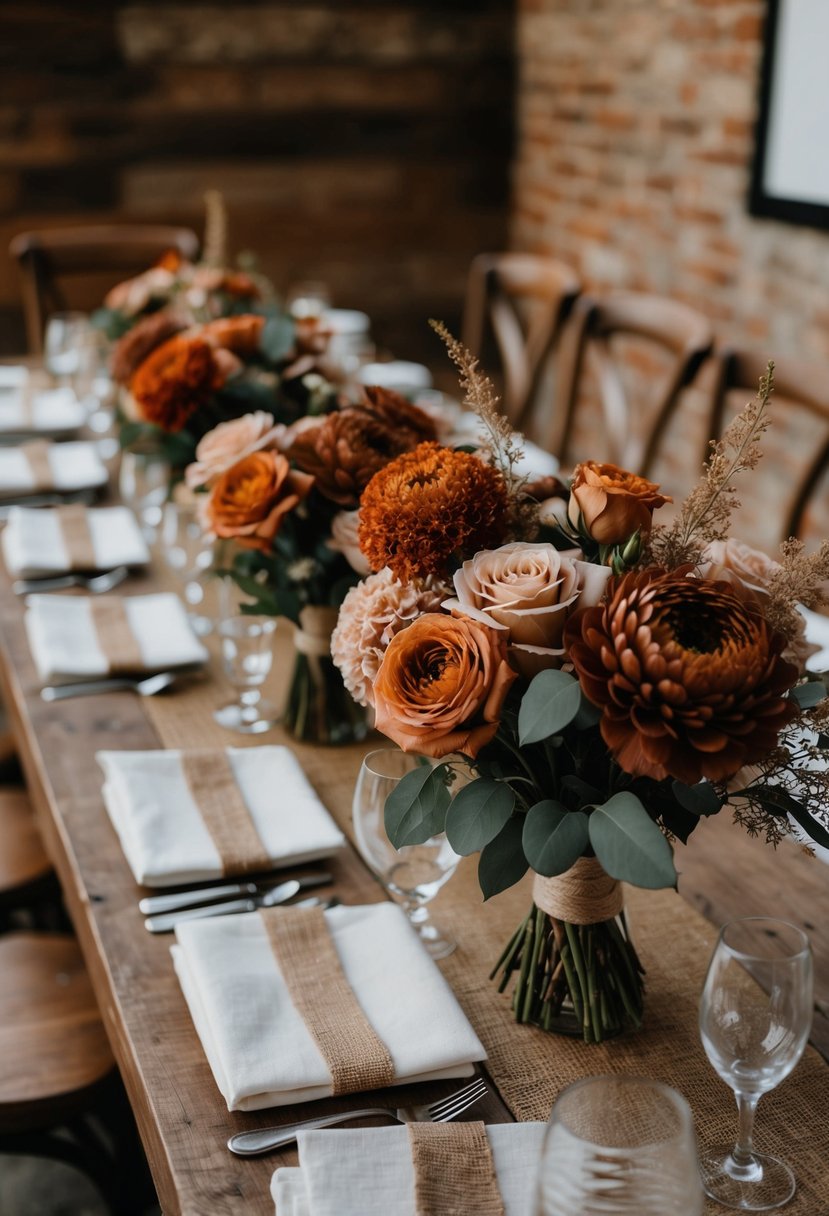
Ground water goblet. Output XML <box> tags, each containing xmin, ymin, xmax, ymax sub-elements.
<box><xmin>352</xmin><ymin>747</ymin><xmax>460</xmax><ymax>959</ymax></box>
<box><xmin>535</xmin><ymin>1075</ymin><xmax>704</xmax><ymax>1215</ymax></box>
<box><xmin>214</xmin><ymin>581</ymin><xmax>279</xmax><ymax>734</ymax></box>
<box><xmin>44</xmin><ymin>311</ymin><xmax>92</xmax><ymax>386</ymax></box>
<box><xmin>698</xmin><ymin>916</ymin><xmax>813</xmax><ymax>1210</ymax></box>
<box><xmin>119</xmin><ymin>449</ymin><xmax>171</xmax><ymax>540</ymax></box>
<box><xmin>160</xmin><ymin>501</ymin><xmax>214</xmax><ymax>636</ymax></box>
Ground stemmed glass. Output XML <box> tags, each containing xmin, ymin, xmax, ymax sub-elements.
<box><xmin>161</xmin><ymin>502</ymin><xmax>215</xmax><ymax>636</ymax></box>
<box><xmin>213</xmin><ymin>579</ymin><xmax>280</xmax><ymax>735</ymax></box>
<box><xmin>534</xmin><ymin>1075</ymin><xmax>704</xmax><ymax>1215</ymax></box>
<box><xmin>44</xmin><ymin>312</ymin><xmax>92</xmax><ymax>386</ymax></box>
<box><xmin>699</xmin><ymin>917</ymin><xmax>813</xmax><ymax>1211</ymax></box>
<box><xmin>119</xmin><ymin>449</ymin><xmax>171</xmax><ymax>541</ymax></box>
<box><xmin>352</xmin><ymin>748</ymin><xmax>460</xmax><ymax>959</ymax></box>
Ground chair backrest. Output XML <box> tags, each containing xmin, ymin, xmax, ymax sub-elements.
<box><xmin>9</xmin><ymin>224</ymin><xmax>201</xmax><ymax>353</ymax></box>
<box><xmin>706</xmin><ymin>348</ymin><xmax>829</xmax><ymax>543</ymax></box>
<box><xmin>462</xmin><ymin>252</ymin><xmax>581</xmax><ymax>436</ymax></box>
<box><xmin>553</xmin><ymin>291</ymin><xmax>714</xmax><ymax>476</ymax></box>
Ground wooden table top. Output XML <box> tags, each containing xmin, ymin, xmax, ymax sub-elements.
<box><xmin>0</xmin><ymin>500</ymin><xmax>827</xmax><ymax>1213</ymax></box>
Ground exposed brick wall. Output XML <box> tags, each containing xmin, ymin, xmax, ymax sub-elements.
<box><xmin>511</xmin><ymin>0</ymin><xmax>829</xmax><ymax>549</ymax></box>
<box><xmin>0</xmin><ymin>1</ymin><xmax>515</xmax><ymax>366</ymax></box>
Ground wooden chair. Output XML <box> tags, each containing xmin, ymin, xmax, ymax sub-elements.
<box><xmin>9</xmin><ymin>224</ymin><xmax>200</xmax><ymax>354</ymax></box>
<box><xmin>0</xmin><ymin>786</ymin><xmax>56</xmax><ymax>932</ymax></box>
<box><xmin>0</xmin><ymin>933</ymin><xmax>154</xmax><ymax>1214</ymax></box>
<box><xmin>553</xmin><ymin>291</ymin><xmax>715</xmax><ymax>475</ymax></box>
<box><xmin>706</xmin><ymin>348</ymin><xmax>829</xmax><ymax>543</ymax></box>
<box><xmin>462</xmin><ymin>252</ymin><xmax>581</xmax><ymax>438</ymax></box>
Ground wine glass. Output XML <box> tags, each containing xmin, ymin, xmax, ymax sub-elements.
<box><xmin>161</xmin><ymin>502</ymin><xmax>214</xmax><ymax>636</ymax></box>
<box><xmin>119</xmin><ymin>449</ymin><xmax>171</xmax><ymax>540</ymax></box>
<box><xmin>352</xmin><ymin>747</ymin><xmax>460</xmax><ymax>959</ymax></box>
<box><xmin>44</xmin><ymin>311</ymin><xmax>92</xmax><ymax>387</ymax></box>
<box><xmin>699</xmin><ymin>917</ymin><xmax>813</xmax><ymax>1211</ymax></box>
<box><xmin>213</xmin><ymin>579</ymin><xmax>279</xmax><ymax>735</ymax></box>
<box><xmin>535</xmin><ymin>1075</ymin><xmax>704</xmax><ymax>1215</ymax></box>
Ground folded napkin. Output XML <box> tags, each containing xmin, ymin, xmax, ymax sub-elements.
<box><xmin>0</xmin><ymin>440</ymin><xmax>108</xmax><ymax>499</ymax></box>
<box><xmin>25</xmin><ymin>591</ymin><xmax>207</xmax><ymax>684</ymax></box>
<box><xmin>2</xmin><ymin>505</ymin><xmax>149</xmax><ymax>577</ymax></box>
<box><xmin>172</xmin><ymin>903</ymin><xmax>486</xmax><ymax>1111</ymax></box>
<box><xmin>801</xmin><ymin>604</ymin><xmax>829</xmax><ymax>673</ymax></box>
<box><xmin>97</xmin><ymin>746</ymin><xmax>346</xmax><ymax>887</ymax></box>
<box><xmin>0</xmin><ymin>368</ymin><xmax>86</xmax><ymax>436</ymax></box>
<box><xmin>271</xmin><ymin>1123</ymin><xmax>546</xmax><ymax>1216</ymax></box>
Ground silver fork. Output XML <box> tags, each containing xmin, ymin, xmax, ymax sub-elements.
<box><xmin>227</xmin><ymin>1075</ymin><xmax>489</xmax><ymax>1156</ymax></box>
<box><xmin>41</xmin><ymin>670</ymin><xmax>180</xmax><ymax>702</ymax></box>
<box><xmin>14</xmin><ymin>566</ymin><xmax>129</xmax><ymax>596</ymax></box>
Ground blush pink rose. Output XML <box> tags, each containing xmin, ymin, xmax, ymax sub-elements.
<box><xmin>185</xmin><ymin>411</ymin><xmax>286</xmax><ymax>489</ymax></box>
<box><xmin>328</xmin><ymin>510</ymin><xmax>371</xmax><ymax>575</ymax></box>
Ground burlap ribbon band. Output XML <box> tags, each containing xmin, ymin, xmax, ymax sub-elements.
<box><xmin>89</xmin><ymin>598</ymin><xmax>144</xmax><ymax>674</ymax></box>
<box><xmin>22</xmin><ymin>440</ymin><xmax>53</xmax><ymax>491</ymax></box>
<box><xmin>293</xmin><ymin>605</ymin><xmax>339</xmax><ymax>658</ymax></box>
<box><xmin>57</xmin><ymin>503</ymin><xmax>96</xmax><ymax>570</ymax></box>
<box><xmin>179</xmin><ymin>749</ymin><xmax>271</xmax><ymax>876</ymax></box>
<box><xmin>533</xmin><ymin>857</ymin><xmax>623</xmax><ymax>924</ymax></box>
<box><xmin>407</xmin><ymin>1122</ymin><xmax>506</xmax><ymax>1216</ymax></box>
<box><xmin>261</xmin><ymin>905</ymin><xmax>395</xmax><ymax>1095</ymax></box>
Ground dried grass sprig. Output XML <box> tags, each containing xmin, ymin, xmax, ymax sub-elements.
<box><xmin>430</xmin><ymin>319</ymin><xmax>538</xmax><ymax>539</ymax></box>
<box><xmin>648</xmin><ymin>363</ymin><xmax>774</xmax><ymax>569</ymax></box>
<box><xmin>764</xmin><ymin>538</ymin><xmax>829</xmax><ymax>639</ymax></box>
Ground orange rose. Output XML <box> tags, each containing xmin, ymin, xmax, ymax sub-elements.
<box><xmin>373</xmin><ymin>613</ymin><xmax>516</xmax><ymax>759</ymax></box>
<box><xmin>203</xmin><ymin>450</ymin><xmax>314</xmax><ymax>552</ymax></box>
<box><xmin>568</xmin><ymin>461</ymin><xmax>671</xmax><ymax>546</ymax></box>
<box><xmin>202</xmin><ymin>315</ymin><xmax>266</xmax><ymax>357</ymax></box>
<box><xmin>130</xmin><ymin>335</ymin><xmax>233</xmax><ymax>433</ymax></box>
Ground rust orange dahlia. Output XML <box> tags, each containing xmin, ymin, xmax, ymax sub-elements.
<box><xmin>358</xmin><ymin>442</ymin><xmax>510</xmax><ymax>582</ymax></box>
<box><xmin>565</xmin><ymin>568</ymin><xmax>799</xmax><ymax>785</ymax></box>
<box><xmin>202</xmin><ymin>314</ymin><xmax>265</xmax><ymax>357</ymax></box>
<box><xmin>130</xmin><ymin>335</ymin><xmax>227</xmax><ymax>432</ymax></box>
<box><xmin>110</xmin><ymin>311</ymin><xmax>187</xmax><ymax>386</ymax></box>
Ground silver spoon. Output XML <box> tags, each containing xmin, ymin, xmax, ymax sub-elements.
<box><xmin>14</xmin><ymin>566</ymin><xmax>129</xmax><ymax>596</ymax></box>
<box><xmin>40</xmin><ymin>671</ymin><xmax>180</xmax><ymax>702</ymax></box>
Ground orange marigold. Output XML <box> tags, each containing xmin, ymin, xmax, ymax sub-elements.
<box><xmin>130</xmin><ymin>335</ymin><xmax>226</xmax><ymax>433</ymax></box>
<box><xmin>358</xmin><ymin>442</ymin><xmax>510</xmax><ymax>581</ymax></box>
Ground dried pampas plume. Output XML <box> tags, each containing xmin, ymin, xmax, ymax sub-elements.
<box><xmin>203</xmin><ymin>189</ymin><xmax>227</xmax><ymax>268</ymax></box>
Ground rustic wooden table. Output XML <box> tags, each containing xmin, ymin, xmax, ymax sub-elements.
<box><xmin>0</xmin><ymin>525</ymin><xmax>827</xmax><ymax>1214</ymax></box>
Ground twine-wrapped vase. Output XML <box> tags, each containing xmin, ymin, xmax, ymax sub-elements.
<box><xmin>492</xmin><ymin>857</ymin><xmax>644</xmax><ymax>1043</ymax></box>
<box><xmin>283</xmin><ymin>605</ymin><xmax>368</xmax><ymax>746</ymax></box>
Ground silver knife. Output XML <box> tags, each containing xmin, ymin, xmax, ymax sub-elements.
<box><xmin>139</xmin><ymin>872</ymin><xmax>333</xmax><ymax>916</ymax></box>
<box><xmin>144</xmin><ymin>883</ymin><xmax>335</xmax><ymax>934</ymax></box>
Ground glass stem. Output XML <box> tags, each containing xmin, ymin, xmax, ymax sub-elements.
<box><xmin>733</xmin><ymin>1091</ymin><xmax>760</xmax><ymax>1165</ymax></box>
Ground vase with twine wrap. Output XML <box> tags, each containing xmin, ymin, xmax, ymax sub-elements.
<box><xmin>490</xmin><ymin>857</ymin><xmax>644</xmax><ymax>1043</ymax></box>
<box><xmin>283</xmin><ymin>605</ymin><xmax>368</xmax><ymax>746</ymax></box>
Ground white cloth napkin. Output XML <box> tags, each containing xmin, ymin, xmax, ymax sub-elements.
<box><xmin>96</xmin><ymin>746</ymin><xmax>346</xmax><ymax>887</ymax></box>
<box><xmin>446</xmin><ymin>412</ymin><xmax>559</xmax><ymax>481</ymax></box>
<box><xmin>801</xmin><ymin>604</ymin><xmax>829</xmax><ymax>673</ymax></box>
<box><xmin>171</xmin><ymin>903</ymin><xmax>486</xmax><ymax>1111</ymax></box>
<box><xmin>271</xmin><ymin>1123</ymin><xmax>547</xmax><ymax>1216</ymax></box>
<box><xmin>25</xmin><ymin>591</ymin><xmax>208</xmax><ymax>683</ymax></box>
<box><xmin>358</xmin><ymin>361</ymin><xmax>433</xmax><ymax>391</ymax></box>
<box><xmin>2</xmin><ymin>505</ymin><xmax>149</xmax><ymax>577</ymax></box>
<box><xmin>0</xmin><ymin>441</ymin><xmax>108</xmax><ymax>498</ymax></box>
<box><xmin>0</xmin><ymin>379</ymin><xmax>86</xmax><ymax>436</ymax></box>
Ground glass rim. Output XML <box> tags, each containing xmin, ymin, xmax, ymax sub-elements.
<box><xmin>718</xmin><ymin>915</ymin><xmax>811</xmax><ymax>963</ymax></box>
<box><xmin>360</xmin><ymin>746</ymin><xmax>427</xmax><ymax>780</ymax></box>
<box><xmin>551</xmin><ymin>1074</ymin><xmax>695</xmax><ymax>1145</ymax></box>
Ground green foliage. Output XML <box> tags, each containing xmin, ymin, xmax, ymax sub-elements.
<box><xmin>672</xmin><ymin>780</ymin><xmax>723</xmax><ymax>817</ymax></box>
<box><xmin>260</xmin><ymin>314</ymin><xmax>296</xmax><ymax>364</ymax></box>
<box><xmin>478</xmin><ymin>817</ymin><xmax>529</xmax><ymax>901</ymax></box>
<box><xmin>384</xmin><ymin>764</ymin><xmax>451</xmax><ymax>848</ymax></box>
<box><xmin>518</xmin><ymin>669</ymin><xmax>581</xmax><ymax>745</ymax></box>
<box><xmin>445</xmin><ymin>780</ymin><xmax>515</xmax><ymax>856</ymax></box>
<box><xmin>791</xmin><ymin>680</ymin><xmax>827</xmax><ymax>709</ymax></box>
<box><xmin>589</xmin><ymin>792</ymin><xmax>677</xmax><ymax>889</ymax></box>
<box><xmin>522</xmin><ymin>801</ymin><xmax>590</xmax><ymax>876</ymax></box>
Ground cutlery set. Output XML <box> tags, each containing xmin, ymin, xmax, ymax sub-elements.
<box><xmin>141</xmin><ymin>873</ymin><xmax>334</xmax><ymax>933</ymax></box>
<box><xmin>14</xmin><ymin>565</ymin><xmax>129</xmax><ymax>596</ymax></box>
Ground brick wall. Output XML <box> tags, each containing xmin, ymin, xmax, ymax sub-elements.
<box><xmin>511</xmin><ymin>0</ymin><xmax>829</xmax><ymax>548</ymax></box>
<box><xmin>0</xmin><ymin>1</ymin><xmax>515</xmax><ymax>365</ymax></box>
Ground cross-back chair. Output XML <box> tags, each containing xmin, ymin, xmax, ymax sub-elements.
<box><xmin>553</xmin><ymin>291</ymin><xmax>715</xmax><ymax>475</ymax></box>
<box><xmin>462</xmin><ymin>252</ymin><xmax>581</xmax><ymax>438</ymax></box>
<box><xmin>9</xmin><ymin>224</ymin><xmax>200</xmax><ymax>354</ymax></box>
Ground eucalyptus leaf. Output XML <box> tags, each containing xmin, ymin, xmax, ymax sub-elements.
<box><xmin>261</xmin><ymin>314</ymin><xmax>296</xmax><ymax>363</ymax></box>
<box><xmin>791</xmin><ymin>681</ymin><xmax>827</xmax><ymax>709</ymax></box>
<box><xmin>589</xmin><ymin>792</ymin><xmax>677</xmax><ymax>889</ymax></box>
<box><xmin>672</xmin><ymin>780</ymin><xmax>723</xmax><ymax>817</ymax></box>
<box><xmin>522</xmin><ymin>801</ymin><xmax>589</xmax><ymax>876</ymax></box>
<box><xmin>384</xmin><ymin>764</ymin><xmax>451</xmax><ymax>848</ymax></box>
<box><xmin>478</xmin><ymin>816</ymin><xmax>529</xmax><ymax>901</ymax></box>
<box><xmin>445</xmin><ymin>780</ymin><xmax>515</xmax><ymax>856</ymax></box>
<box><xmin>518</xmin><ymin>669</ymin><xmax>581</xmax><ymax>745</ymax></box>
<box><xmin>573</xmin><ymin>696</ymin><xmax>602</xmax><ymax>730</ymax></box>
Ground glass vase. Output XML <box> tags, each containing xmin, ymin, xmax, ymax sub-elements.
<box><xmin>282</xmin><ymin>605</ymin><xmax>369</xmax><ymax>746</ymax></box>
<box><xmin>490</xmin><ymin>858</ymin><xmax>645</xmax><ymax>1043</ymax></box>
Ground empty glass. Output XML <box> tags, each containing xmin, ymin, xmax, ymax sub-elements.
<box><xmin>119</xmin><ymin>449</ymin><xmax>171</xmax><ymax>540</ymax></box>
<box><xmin>352</xmin><ymin>748</ymin><xmax>460</xmax><ymax>959</ymax></box>
<box><xmin>214</xmin><ymin>581</ymin><xmax>279</xmax><ymax>734</ymax></box>
<box><xmin>535</xmin><ymin>1075</ymin><xmax>703</xmax><ymax>1215</ymax></box>
<box><xmin>699</xmin><ymin>917</ymin><xmax>813</xmax><ymax>1210</ymax></box>
<box><xmin>44</xmin><ymin>311</ymin><xmax>92</xmax><ymax>386</ymax></box>
<box><xmin>161</xmin><ymin>502</ymin><xmax>214</xmax><ymax>635</ymax></box>
<box><xmin>286</xmin><ymin>280</ymin><xmax>331</xmax><ymax>320</ymax></box>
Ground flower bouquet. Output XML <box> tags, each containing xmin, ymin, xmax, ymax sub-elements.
<box><xmin>332</xmin><ymin>327</ymin><xmax>829</xmax><ymax>1042</ymax></box>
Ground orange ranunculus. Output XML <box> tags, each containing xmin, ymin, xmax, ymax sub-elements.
<box><xmin>372</xmin><ymin>612</ymin><xmax>516</xmax><ymax>759</ymax></box>
<box><xmin>203</xmin><ymin>450</ymin><xmax>314</xmax><ymax>552</ymax></box>
<box><xmin>568</xmin><ymin>461</ymin><xmax>671</xmax><ymax>546</ymax></box>
<box><xmin>130</xmin><ymin>335</ymin><xmax>229</xmax><ymax>432</ymax></box>
<box><xmin>202</xmin><ymin>314</ymin><xmax>266</xmax><ymax>357</ymax></box>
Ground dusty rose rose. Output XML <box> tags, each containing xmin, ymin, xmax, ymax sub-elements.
<box><xmin>185</xmin><ymin>412</ymin><xmax>286</xmax><ymax>489</ymax></box>
<box><xmin>202</xmin><ymin>450</ymin><xmax>313</xmax><ymax>553</ymax></box>
<box><xmin>328</xmin><ymin>510</ymin><xmax>371</xmax><ymax>575</ymax></box>
<box><xmin>372</xmin><ymin>612</ymin><xmax>516</xmax><ymax>759</ymax></box>
<box><xmin>445</xmin><ymin>542</ymin><xmax>612</xmax><ymax>677</ymax></box>
<box><xmin>568</xmin><ymin>461</ymin><xmax>671</xmax><ymax>546</ymax></box>
<box><xmin>105</xmin><ymin>267</ymin><xmax>177</xmax><ymax>317</ymax></box>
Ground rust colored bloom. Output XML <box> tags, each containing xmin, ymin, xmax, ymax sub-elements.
<box><xmin>110</xmin><ymin>312</ymin><xmax>187</xmax><ymax>386</ymax></box>
<box><xmin>288</xmin><ymin>394</ymin><xmax>436</xmax><ymax>508</ymax></box>
<box><xmin>568</xmin><ymin>461</ymin><xmax>671</xmax><ymax>545</ymax></box>
<box><xmin>155</xmin><ymin>248</ymin><xmax>185</xmax><ymax>273</ymax></box>
<box><xmin>565</xmin><ymin>568</ymin><xmax>799</xmax><ymax>785</ymax></box>
<box><xmin>358</xmin><ymin>442</ymin><xmax>510</xmax><ymax>582</ymax></box>
<box><xmin>218</xmin><ymin>270</ymin><xmax>261</xmax><ymax>299</ymax></box>
<box><xmin>202</xmin><ymin>314</ymin><xmax>265</xmax><ymax>357</ymax></box>
<box><xmin>203</xmin><ymin>450</ymin><xmax>313</xmax><ymax>552</ymax></box>
<box><xmin>130</xmin><ymin>335</ymin><xmax>228</xmax><ymax>432</ymax></box>
<box><xmin>373</xmin><ymin>612</ymin><xmax>516</xmax><ymax>759</ymax></box>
